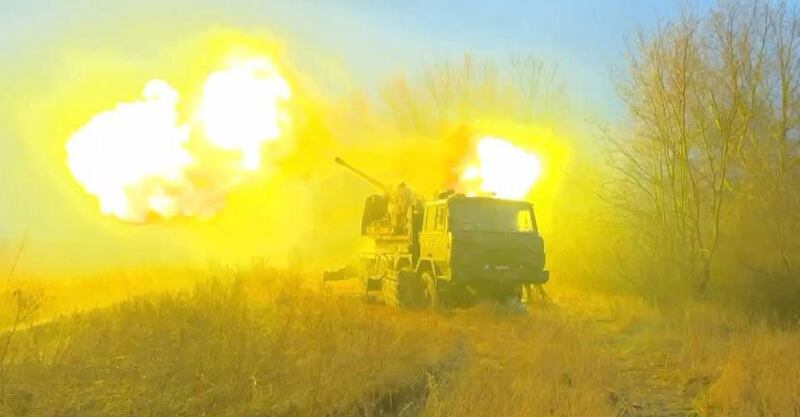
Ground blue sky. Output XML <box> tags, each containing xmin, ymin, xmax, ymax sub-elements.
<box><xmin>0</xmin><ymin>0</ymin><xmax>716</xmax><ymax>117</ymax></box>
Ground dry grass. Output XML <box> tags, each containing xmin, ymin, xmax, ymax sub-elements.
<box><xmin>0</xmin><ymin>266</ymin><xmax>201</xmax><ymax>330</ymax></box>
<box><xmin>0</xmin><ymin>266</ymin><xmax>621</xmax><ymax>417</ymax></box>
<box><xmin>2</xmin><ymin>268</ymin><xmax>798</xmax><ymax>416</ymax></box>
<box><xmin>1</xmin><ymin>270</ymin><xmax>456</xmax><ymax>416</ymax></box>
<box><xmin>674</xmin><ymin>304</ymin><xmax>800</xmax><ymax>417</ymax></box>
<box><xmin>423</xmin><ymin>305</ymin><xmax>617</xmax><ymax>417</ymax></box>
<box><xmin>545</xmin><ymin>285</ymin><xmax>800</xmax><ymax>416</ymax></box>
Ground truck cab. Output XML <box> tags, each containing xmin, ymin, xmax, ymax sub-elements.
<box><xmin>416</xmin><ymin>195</ymin><xmax>548</xmax><ymax>304</ymax></box>
<box><xmin>323</xmin><ymin>157</ymin><xmax>549</xmax><ymax>309</ymax></box>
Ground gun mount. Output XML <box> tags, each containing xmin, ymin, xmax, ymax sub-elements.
<box><xmin>334</xmin><ymin>157</ymin><xmax>419</xmax><ymax>237</ymax></box>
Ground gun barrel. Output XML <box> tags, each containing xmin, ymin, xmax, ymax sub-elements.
<box><xmin>334</xmin><ymin>157</ymin><xmax>392</xmax><ymax>194</ymax></box>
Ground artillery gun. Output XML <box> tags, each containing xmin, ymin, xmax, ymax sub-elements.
<box><xmin>333</xmin><ymin>157</ymin><xmax>420</xmax><ymax>239</ymax></box>
<box><xmin>324</xmin><ymin>157</ymin><xmax>549</xmax><ymax>309</ymax></box>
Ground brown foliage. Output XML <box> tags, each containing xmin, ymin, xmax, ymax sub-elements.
<box><xmin>606</xmin><ymin>1</ymin><xmax>800</xmax><ymax>314</ymax></box>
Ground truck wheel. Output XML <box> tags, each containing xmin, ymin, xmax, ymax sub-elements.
<box><xmin>510</xmin><ymin>285</ymin><xmax>523</xmax><ymax>303</ymax></box>
<box><xmin>396</xmin><ymin>269</ymin><xmax>416</xmax><ymax>308</ymax></box>
<box><xmin>492</xmin><ymin>285</ymin><xmax>522</xmax><ymax>306</ymax></box>
<box><xmin>420</xmin><ymin>271</ymin><xmax>440</xmax><ymax>310</ymax></box>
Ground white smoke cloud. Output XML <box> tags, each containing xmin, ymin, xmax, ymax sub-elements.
<box><xmin>66</xmin><ymin>58</ymin><xmax>291</xmax><ymax>223</ymax></box>
<box><xmin>460</xmin><ymin>136</ymin><xmax>541</xmax><ymax>199</ymax></box>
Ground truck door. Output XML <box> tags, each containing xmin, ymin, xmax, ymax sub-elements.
<box><xmin>418</xmin><ymin>203</ymin><xmax>450</xmax><ymax>276</ymax></box>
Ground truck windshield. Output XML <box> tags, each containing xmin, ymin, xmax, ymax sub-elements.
<box><xmin>449</xmin><ymin>201</ymin><xmax>536</xmax><ymax>233</ymax></box>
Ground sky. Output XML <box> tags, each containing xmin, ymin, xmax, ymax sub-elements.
<box><xmin>0</xmin><ymin>0</ymin><xmax>716</xmax><ymax>272</ymax></box>
<box><xmin>0</xmin><ymin>0</ymin><xmax>709</xmax><ymax>112</ymax></box>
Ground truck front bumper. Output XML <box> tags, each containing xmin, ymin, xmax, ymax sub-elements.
<box><xmin>453</xmin><ymin>268</ymin><xmax>549</xmax><ymax>285</ymax></box>
<box><xmin>538</xmin><ymin>270</ymin><xmax>550</xmax><ymax>284</ymax></box>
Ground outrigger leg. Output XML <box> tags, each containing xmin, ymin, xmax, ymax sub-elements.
<box><xmin>524</xmin><ymin>283</ymin><xmax>550</xmax><ymax>303</ymax></box>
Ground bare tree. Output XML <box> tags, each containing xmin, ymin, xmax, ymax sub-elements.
<box><xmin>608</xmin><ymin>1</ymin><xmax>800</xmax><ymax>298</ymax></box>
<box><xmin>509</xmin><ymin>55</ymin><xmax>565</xmax><ymax>121</ymax></box>
<box><xmin>0</xmin><ymin>232</ymin><xmax>42</xmax><ymax>403</ymax></box>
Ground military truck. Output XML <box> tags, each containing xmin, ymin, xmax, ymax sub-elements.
<box><xmin>324</xmin><ymin>157</ymin><xmax>549</xmax><ymax>309</ymax></box>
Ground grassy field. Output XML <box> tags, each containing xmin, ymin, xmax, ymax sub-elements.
<box><xmin>0</xmin><ymin>266</ymin><xmax>798</xmax><ymax>416</ymax></box>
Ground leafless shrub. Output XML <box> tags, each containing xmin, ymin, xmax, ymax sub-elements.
<box><xmin>0</xmin><ymin>232</ymin><xmax>43</xmax><ymax>404</ymax></box>
<box><xmin>607</xmin><ymin>0</ymin><xmax>800</xmax><ymax>310</ymax></box>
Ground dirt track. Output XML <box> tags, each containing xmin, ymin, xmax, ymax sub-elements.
<box><xmin>327</xmin><ymin>281</ymin><xmax>701</xmax><ymax>416</ymax></box>
<box><xmin>583</xmin><ymin>313</ymin><xmax>698</xmax><ymax>416</ymax></box>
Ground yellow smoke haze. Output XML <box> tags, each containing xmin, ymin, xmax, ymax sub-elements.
<box><xmin>66</xmin><ymin>55</ymin><xmax>292</xmax><ymax>223</ymax></box>
<box><xmin>1</xmin><ymin>27</ymin><xmax>578</xmax><ymax>274</ymax></box>
<box><xmin>0</xmin><ymin>29</ymin><xmax>319</xmax><ymax>272</ymax></box>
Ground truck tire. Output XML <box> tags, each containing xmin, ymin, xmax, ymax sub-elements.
<box><xmin>420</xmin><ymin>270</ymin><xmax>440</xmax><ymax>310</ymax></box>
<box><xmin>396</xmin><ymin>269</ymin><xmax>416</xmax><ymax>308</ymax></box>
<box><xmin>496</xmin><ymin>284</ymin><xmax>523</xmax><ymax>305</ymax></box>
